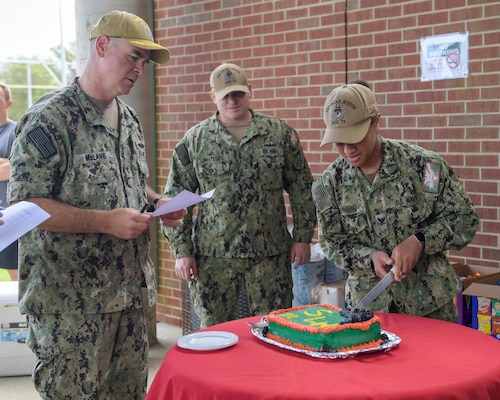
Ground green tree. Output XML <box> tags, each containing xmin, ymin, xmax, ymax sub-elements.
<box><xmin>0</xmin><ymin>42</ymin><xmax>76</xmax><ymax>121</ymax></box>
<box><xmin>50</xmin><ymin>41</ymin><xmax>77</xmax><ymax>85</ymax></box>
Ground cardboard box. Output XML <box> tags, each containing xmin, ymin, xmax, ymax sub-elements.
<box><xmin>462</xmin><ymin>272</ymin><xmax>500</xmax><ymax>340</ymax></box>
<box><xmin>0</xmin><ymin>281</ymin><xmax>36</xmax><ymax>376</ymax></box>
<box><xmin>452</xmin><ymin>263</ymin><xmax>498</xmax><ymax>326</ymax></box>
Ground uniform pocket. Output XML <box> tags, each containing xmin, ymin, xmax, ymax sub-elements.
<box><xmin>27</xmin><ymin>314</ymin><xmax>75</xmax><ymax>396</ymax></box>
<box><xmin>73</xmin><ymin>156</ymin><xmax>120</xmax><ymax>208</ymax></box>
<box><xmin>258</xmin><ymin>148</ymin><xmax>284</xmax><ymax>191</ymax></box>
<box><xmin>196</xmin><ymin>155</ymin><xmax>231</xmax><ymax>183</ymax></box>
<box><xmin>75</xmin><ymin>164</ymin><xmax>118</xmax><ymax>184</ymax></box>
<box><xmin>341</xmin><ymin>206</ymin><xmax>370</xmax><ymax>235</ymax></box>
<box><xmin>372</xmin><ymin>210</ymin><xmax>392</xmax><ymax>239</ymax></box>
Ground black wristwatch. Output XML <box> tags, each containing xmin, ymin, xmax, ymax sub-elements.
<box><xmin>413</xmin><ymin>230</ymin><xmax>425</xmax><ymax>250</ymax></box>
<box><xmin>151</xmin><ymin>197</ymin><xmax>162</xmax><ymax>210</ymax></box>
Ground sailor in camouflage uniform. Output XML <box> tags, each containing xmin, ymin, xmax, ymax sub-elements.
<box><xmin>312</xmin><ymin>83</ymin><xmax>478</xmax><ymax>322</ymax></box>
<box><xmin>162</xmin><ymin>63</ymin><xmax>316</xmax><ymax>328</ymax></box>
<box><xmin>7</xmin><ymin>11</ymin><xmax>184</xmax><ymax>400</ymax></box>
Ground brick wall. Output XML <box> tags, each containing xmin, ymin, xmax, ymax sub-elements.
<box><xmin>152</xmin><ymin>0</ymin><xmax>500</xmax><ymax>326</ymax></box>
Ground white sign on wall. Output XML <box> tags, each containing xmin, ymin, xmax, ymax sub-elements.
<box><xmin>420</xmin><ymin>32</ymin><xmax>469</xmax><ymax>82</ymax></box>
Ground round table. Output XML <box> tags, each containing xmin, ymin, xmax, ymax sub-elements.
<box><xmin>146</xmin><ymin>313</ymin><xmax>500</xmax><ymax>400</ymax></box>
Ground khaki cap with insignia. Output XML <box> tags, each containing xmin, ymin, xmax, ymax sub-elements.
<box><xmin>89</xmin><ymin>10</ymin><xmax>170</xmax><ymax>64</ymax></box>
<box><xmin>321</xmin><ymin>83</ymin><xmax>379</xmax><ymax>146</ymax></box>
<box><xmin>210</xmin><ymin>63</ymin><xmax>250</xmax><ymax>101</ymax></box>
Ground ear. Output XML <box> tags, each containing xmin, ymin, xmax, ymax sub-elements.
<box><xmin>209</xmin><ymin>91</ymin><xmax>218</xmax><ymax>104</ymax></box>
<box><xmin>95</xmin><ymin>35</ymin><xmax>110</xmax><ymax>57</ymax></box>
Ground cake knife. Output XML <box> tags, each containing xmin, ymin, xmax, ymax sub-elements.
<box><xmin>352</xmin><ymin>267</ymin><xmax>396</xmax><ymax>310</ymax></box>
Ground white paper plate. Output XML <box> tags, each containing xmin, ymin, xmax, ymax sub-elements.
<box><xmin>177</xmin><ymin>331</ymin><xmax>239</xmax><ymax>351</ymax></box>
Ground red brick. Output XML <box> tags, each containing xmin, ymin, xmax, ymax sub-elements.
<box><xmin>152</xmin><ymin>0</ymin><xmax>500</xmax><ymax>325</ymax></box>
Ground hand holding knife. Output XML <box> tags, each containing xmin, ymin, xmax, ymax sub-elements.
<box><xmin>352</xmin><ymin>267</ymin><xmax>396</xmax><ymax>310</ymax></box>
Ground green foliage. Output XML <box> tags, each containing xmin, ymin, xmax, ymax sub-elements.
<box><xmin>0</xmin><ymin>42</ymin><xmax>76</xmax><ymax>121</ymax></box>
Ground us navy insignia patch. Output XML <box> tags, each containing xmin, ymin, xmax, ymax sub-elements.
<box><xmin>423</xmin><ymin>162</ymin><xmax>441</xmax><ymax>193</ymax></box>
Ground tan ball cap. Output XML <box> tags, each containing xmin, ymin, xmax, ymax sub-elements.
<box><xmin>89</xmin><ymin>10</ymin><xmax>170</xmax><ymax>64</ymax></box>
<box><xmin>210</xmin><ymin>63</ymin><xmax>250</xmax><ymax>101</ymax></box>
<box><xmin>321</xmin><ymin>83</ymin><xmax>379</xmax><ymax>146</ymax></box>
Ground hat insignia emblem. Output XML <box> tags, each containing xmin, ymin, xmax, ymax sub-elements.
<box><xmin>135</xmin><ymin>17</ymin><xmax>154</xmax><ymax>39</ymax></box>
<box><xmin>223</xmin><ymin>69</ymin><xmax>237</xmax><ymax>84</ymax></box>
<box><xmin>144</xmin><ymin>23</ymin><xmax>154</xmax><ymax>39</ymax></box>
<box><xmin>331</xmin><ymin>104</ymin><xmax>346</xmax><ymax>124</ymax></box>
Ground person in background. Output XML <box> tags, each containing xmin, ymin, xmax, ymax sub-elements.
<box><xmin>162</xmin><ymin>63</ymin><xmax>316</xmax><ymax>328</ymax></box>
<box><xmin>312</xmin><ymin>83</ymin><xmax>478</xmax><ymax>322</ymax></box>
<box><xmin>8</xmin><ymin>10</ymin><xmax>184</xmax><ymax>399</ymax></box>
<box><xmin>0</xmin><ymin>82</ymin><xmax>18</xmax><ymax>279</ymax></box>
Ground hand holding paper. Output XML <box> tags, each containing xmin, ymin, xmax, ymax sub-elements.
<box><xmin>0</xmin><ymin>201</ymin><xmax>51</xmax><ymax>252</ymax></box>
<box><xmin>152</xmin><ymin>189</ymin><xmax>215</xmax><ymax>217</ymax></box>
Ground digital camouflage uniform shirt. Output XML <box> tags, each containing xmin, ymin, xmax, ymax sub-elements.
<box><xmin>8</xmin><ymin>78</ymin><xmax>156</xmax><ymax>315</ymax></box>
<box><xmin>312</xmin><ymin>137</ymin><xmax>479</xmax><ymax>316</ymax></box>
<box><xmin>162</xmin><ymin>109</ymin><xmax>316</xmax><ymax>259</ymax></box>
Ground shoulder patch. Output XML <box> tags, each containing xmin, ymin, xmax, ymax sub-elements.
<box><xmin>289</xmin><ymin>128</ymin><xmax>300</xmax><ymax>149</ymax></box>
<box><xmin>312</xmin><ymin>180</ymin><xmax>333</xmax><ymax>213</ymax></box>
<box><xmin>423</xmin><ymin>162</ymin><xmax>441</xmax><ymax>193</ymax></box>
<box><xmin>27</xmin><ymin>127</ymin><xmax>56</xmax><ymax>159</ymax></box>
<box><xmin>175</xmin><ymin>143</ymin><xmax>191</xmax><ymax>166</ymax></box>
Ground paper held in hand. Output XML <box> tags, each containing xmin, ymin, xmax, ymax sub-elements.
<box><xmin>152</xmin><ymin>189</ymin><xmax>216</xmax><ymax>217</ymax></box>
<box><xmin>0</xmin><ymin>201</ymin><xmax>51</xmax><ymax>251</ymax></box>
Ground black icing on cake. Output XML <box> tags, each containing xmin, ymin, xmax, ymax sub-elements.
<box><xmin>339</xmin><ymin>308</ymin><xmax>374</xmax><ymax>324</ymax></box>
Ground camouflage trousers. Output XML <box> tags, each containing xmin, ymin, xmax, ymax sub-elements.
<box><xmin>26</xmin><ymin>308</ymin><xmax>148</xmax><ymax>399</ymax></box>
<box><xmin>425</xmin><ymin>300</ymin><xmax>459</xmax><ymax>323</ymax></box>
<box><xmin>389</xmin><ymin>299</ymin><xmax>458</xmax><ymax>323</ymax></box>
<box><xmin>192</xmin><ymin>252</ymin><xmax>293</xmax><ymax>328</ymax></box>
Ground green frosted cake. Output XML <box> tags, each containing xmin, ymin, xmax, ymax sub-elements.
<box><xmin>266</xmin><ymin>304</ymin><xmax>382</xmax><ymax>352</ymax></box>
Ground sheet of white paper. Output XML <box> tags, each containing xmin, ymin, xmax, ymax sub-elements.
<box><xmin>152</xmin><ymin>189</ymin><xmax>216</xmax><ymax>217</ymax></box>
<box><xmin>0</xmin><ymin>201</ymin><xmax>51</xmax><ymax>252</ymax></box>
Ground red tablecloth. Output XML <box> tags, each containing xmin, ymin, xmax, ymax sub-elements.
<box><xmin>147</xmin><ymin>313</ymin><xmax>500</xmax><ymax>400</ymax></box>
